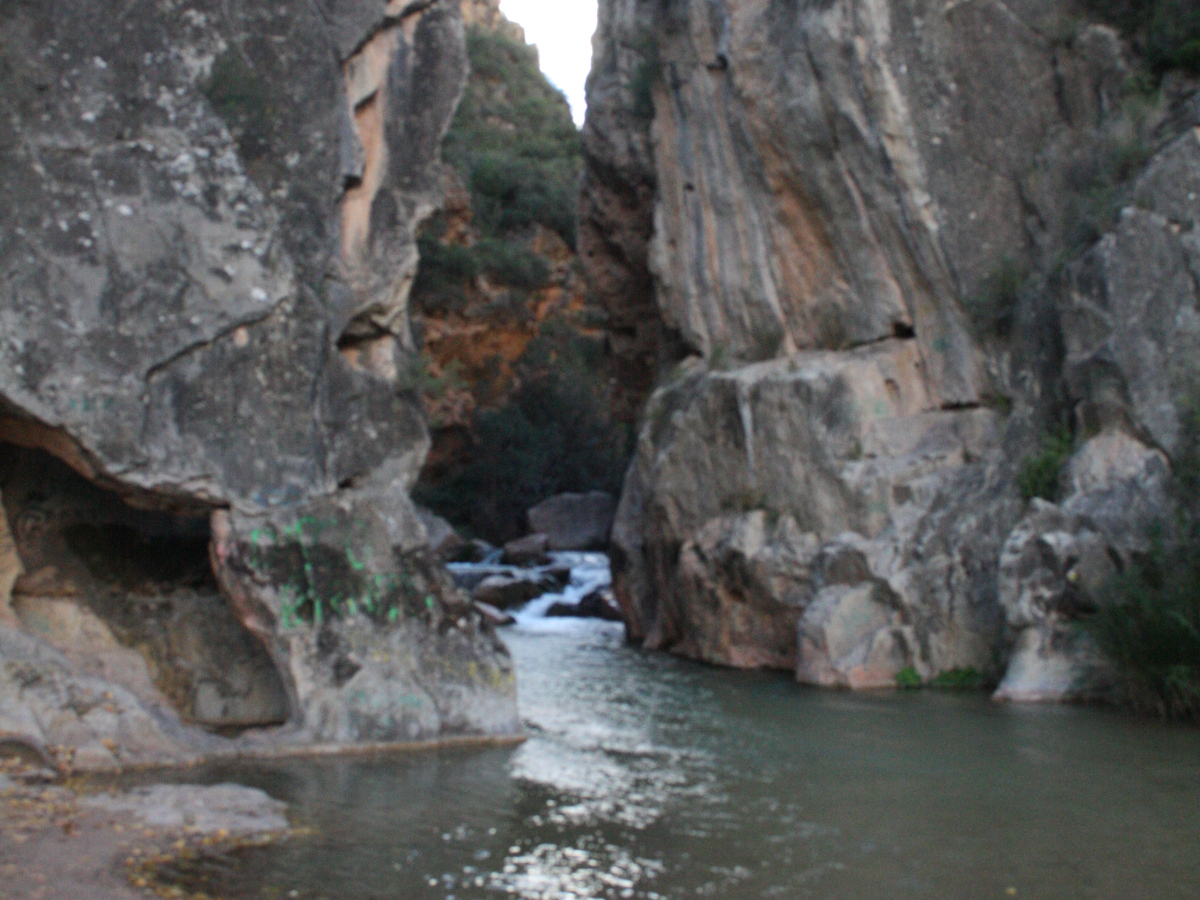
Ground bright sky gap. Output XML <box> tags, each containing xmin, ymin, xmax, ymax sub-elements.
<box><xmin>499</xmin><ymin>0</ymin><xmax>598</xmax><ymax>126</ymax></box>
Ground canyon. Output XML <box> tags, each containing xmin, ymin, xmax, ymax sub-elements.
<box><xmin>1</xmin><ymin>0</ymin><xmax>1198</xmax><ymax>780</ymax></box>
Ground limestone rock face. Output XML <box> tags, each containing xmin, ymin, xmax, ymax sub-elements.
<box><xmin>0</xmin><ymin>0</ymin><xmax>517</xmax><ymax>761</ymax></box>
<box><xmin>82</xmin><ymin>783</ymin><xmax>289</xmax><ymax>836</ymax></box>
<box><xmin>612</xmin><ymin>343</ymin><xmax>1017</xmax><ymax>679</ymax></box>
<box><xmin>1063</xmin><ymin>131</ymin><xmax>1200</xmax><ymax>454</ymax></box>
<box><xmin>579</xmin><ymin>0</ymin><xmax>665</xmax><ymax>420</ymax></box>
<box><xmin>588</xmin><ymin>0</ymin><xmax>1200</xmax><ymax>696</ymax></box>
<box><xmin>583</xmin><ymin>0</ymin><xmax>1133</xmax><ymax>415</ymax></box>
<box><xmin>994</xmin><ymin>432</ymin><xmax>1170</xmax><ymax>702</ymax></box>
<box><xmin>0</xmin><ymin>626</ymin><xmax>212</xmax><ymax>773</ymax></box>
<box><xmin>0</xmin><ymin>491</ymin><xmax>19</xmax><ymax>627</ymax></box>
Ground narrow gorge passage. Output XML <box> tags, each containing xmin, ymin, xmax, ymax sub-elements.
<box><xmin>3</xmin><ymin>0</ymin><xmax>1200</xmax><ymax>897</ymax></box>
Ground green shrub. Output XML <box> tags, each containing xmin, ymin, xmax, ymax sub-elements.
<box><xmin>895</xmin><ymin>666</ymin><xmax>922</xmax><ymax>690</ymax></box>
<box><xmin>1086</xmin><ymin>544</ymin><xmax>1200</xmax><ymax>720</ymax></box>
<box><xmin>1083</xmin><ymin>400</ymin><xmax>1200</xmax><ymax>720</ymax></box>
<box><xmin>966</xmin><ymin>258</ymin><xmax>1026</xmax><ymax>338</ymax></box>
<box><xmin>475</xmin><ymin>240</ymin><xmax>550</xmax><ymax>292</ymax></box>
<box><xmin>1081</xmin><ymin>0</ymin><xmax>1200</xmax><ymax>76</ymax></box>
<box><xmin>1017</xmin><ymin>426</ymin><xmax>1074</xmax><ymax>502</ymax></box>
<box><xmin>1147</xmin><ymin>0</ymin><xmax>1200</xmax><ymax>73</ymax></box>
<box><xmin>442</xmin><ymin>27</ymin><xmax>582</xmax><ymax>248</ymax></box>
<box><xmin>1061</xmin><ymin>124</ymin><xmax>1155</xmax><ymax>253</ymax></box>
<box><xmin>411</xmin><ymin>236</ymin><xmax>478</xmax><ymax>315</ymax></box>
<box><xmin>930</xmin><ymin>668</ymin><xmax>985</xmax><ymax>691</ymax></box>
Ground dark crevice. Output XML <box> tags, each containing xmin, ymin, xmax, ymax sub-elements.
<box><xmin>940</xmin><ymin>401</ymin><xmax>983</xmax><ymax>412</ymax></box>
<box><xmin>0</xmin><ymin>442</ymin><xmax>289</xmax><ymax>734</ymax></box>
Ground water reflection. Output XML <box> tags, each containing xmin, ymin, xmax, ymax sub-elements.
<box><xmin>148</xmin><ymin>559</ymin><xmax>1200</xmax><ymax>900</ymax></box>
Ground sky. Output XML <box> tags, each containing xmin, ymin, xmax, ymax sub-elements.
<box><xmin>499</xmin><ymin>0</ymin><xmax>598</xmax><ymax>126</ymax></box>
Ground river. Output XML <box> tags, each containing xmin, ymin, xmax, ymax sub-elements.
<box><xmin>150</xmin><ymin>555</ymin><xmax>1200</xmax><ymax>900</ymax></box>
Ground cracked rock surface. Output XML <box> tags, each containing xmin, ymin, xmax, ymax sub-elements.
<box><xmin>0</xmin><ymin>0</ymin><xmax>517</xmax><ymax>764</ymax></box>
<box><xmin>588</xmin><ymin>0</ymin><xmax>1200</xmax><ymax>696</ymax></box>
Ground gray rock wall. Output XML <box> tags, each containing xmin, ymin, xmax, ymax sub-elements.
<box><xmin>0</xmin><ymin>0</ymin><xmax>518</xmax><ymax>765</ymax></box>
<box><xmin>587</xmin><ymin>0</ymin><xmax>1200</xmax><ymax>696</ymax></box>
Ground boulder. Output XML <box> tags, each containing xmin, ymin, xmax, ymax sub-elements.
<box><xmin>994</xmin><ymin>624</ymin><xmax>1114</xmax><ymax>704</ymax></box>
<box><xmin>796</xmin><ymin>575</ymin><xmax>917</xmax><ymax>691</ymax></box>
<box><xmin>545</xmin><ymin>587</ymin><xmax>622</xmax><ymax>621</ymax></box>
<box><xmin>473</xmin><ymin>601</ymin><xmax>516</xmax><ymax>627</ymax></box>
<box><xmin>502</xmin><ymin>533</ymin><xmax>551</xmax><ymax>567</ymax></box>
<box><xmin>211</xmin><ymin>500</ymin><xmax>518</xmax><ymax>745</ymax></box>
<box><xmin>993</xmin><ymin>432</ymin><xmax>1169</xmax><ymax>703</ymax></box>
<box><xmin>471</xmin><ymin>573</ymin><xmax>558</xmax><ymax>610</ymax></box>
<box><xmin>545</xmin><ymin>563</ymin><xmax>574</xmax><ymax>587</ymax></box>
<box><xmin>0</xmin><ymin>625</ymin><xmax>212</xmax><ymax>773</ymax></box>
<box><xmin>527</xmin><ymin>492</ymin><xmax>617</xmax><ymax>550</ymax></box>
<box><xmin>611</xmin><ymin>342</ymin><xmax>1015</xmax><ymax>678</ymax></box>
<box><xmin>416</xmin><ymin>506</ymin><xmax>469</xmax><ymax>563</ymax></box>
<box><xmin>469</xmin><ymin>539</ymin><xmax>500</xmax><ymax>563</ymax></box>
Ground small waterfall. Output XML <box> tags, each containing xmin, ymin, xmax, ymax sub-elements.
<box><xmin>447</xmin><ymin>552</ymin><xmax>615</xmax><ymax>632</ymax></box>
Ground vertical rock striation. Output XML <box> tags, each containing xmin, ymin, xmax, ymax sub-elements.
<box><xmin>0</xmin><ymin>0</ymin><xmax>517</xmax><ymax>766</ymax></box>
<box><xmin>585</xmin><ymin>0</ymin><xmax>1200</xmax><ymax>696</ymax></box>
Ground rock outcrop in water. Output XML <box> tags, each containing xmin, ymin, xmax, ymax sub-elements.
<box><xmin>584</xmin><ymin>0</ymin><xmax>1200</xmax><ymax>698</ymax></box>
<box><xmin>0</xmin><ymin>0</ymin><xmax>518</xmax><ymax>769</ymax></box>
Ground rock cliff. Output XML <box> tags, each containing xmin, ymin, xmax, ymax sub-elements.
<box><xmin>0</xmin><ymin>0</ymin><xmax>518</xmax><ymax>770</ymax></box>
<box><xmin>584</xmin><ymin>0</ymin><xmax>1200</xmax><ymax>698</ymax></box>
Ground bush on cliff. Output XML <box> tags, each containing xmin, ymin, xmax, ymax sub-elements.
<box><xmin>1017</xmin><ymin>426</ymin><xmax>1074</xmax><ymax>502</ymax></box>
<box><xmin>443</xmin><ymin>27</ymin><xmax>581</xmax><ymax>247</ymax></box>
<box><xmin>1085</xmin><ymin>403</ymin><xmax>1200</xmax><ymax>721</ymax></box>
<box><xmin>1081</xmin><ymin>0</ymin><xmax>1200</xmax><ymax>76</ymax></box>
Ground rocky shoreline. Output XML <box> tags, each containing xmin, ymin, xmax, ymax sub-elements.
<box><xmin>1</xmin><ymin>753</ymin><xmax>291</xmax><ymax>900</ymax></box>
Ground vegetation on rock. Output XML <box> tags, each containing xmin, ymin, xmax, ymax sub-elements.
<box><xmin>1017</xmin><ymin>427</ymin><xmax>1074</xmax><ymax>503</ymax></box>
<box><xmin>441</xmin><ymin>27</ymin><xmax>582</xmax><ymax>248</ymax></box>
<box><xmin>1082</xmin><ymin>0</ymin><xmax>1200</xmax><ymax>76</ymax></box>
<box><xmin>203</xmin><ymin>51</ymin><xmax>273</xmax><ymax>162</ymax></box>
<box><xmin>415</xmin><ymin>321</ymin><xmax>630</xmax><ymax>542</ymax></box>
<box><xmin>1086</xmin><ymin>403</ymin><xmax>1200</xmax><ymax>721</ymax></box>
<box><xmin>412</xmin><ymin>22</ymin><xmax>629</xmax><ymax>542</ymax></box>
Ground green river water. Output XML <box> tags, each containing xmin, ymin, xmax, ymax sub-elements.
<box><xmin>149</xmin><ymin>614</ymin><xmax>1200</xmax><ymax>900</ymax></box>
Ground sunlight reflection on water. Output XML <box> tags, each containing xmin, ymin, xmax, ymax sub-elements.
<box><xmin>146</xmin><ymin>554</ymin><xmax>1200</xmax><ymax>900</ymax></box>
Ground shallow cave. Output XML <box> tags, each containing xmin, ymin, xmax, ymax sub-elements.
<box><xmin>0</xmin><ymin>442</ymin><xmax>289</xmax><ymax>734</ymax></box>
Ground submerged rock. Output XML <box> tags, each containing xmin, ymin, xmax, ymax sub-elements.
<box><xmin>417</xmin><ymin>507</ymin><xmax>469</xmax><ymax>563</ymax></box>
<box><xmin>473</xmin><ymin>601</ymin><xmax>516</xmax><ymax>627</ymax></box>
<box><xmin>502</xmin><ymin>534</ymin><xmax>551</xmax><ymax>567</ymax></box>
<box><xmin>82</xmin><ymin>783</ymin><xmax>289</xmax><ymax>836</ymax></box>
<box><xmin>545</xmin><ymin>587</ymin><xmax>622</xmax><ymax>622</ymax></box>
<box><xmin>471</xmin><ymin>572</ymin><xmax>559</xmax><ymax>610</ymax></box>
